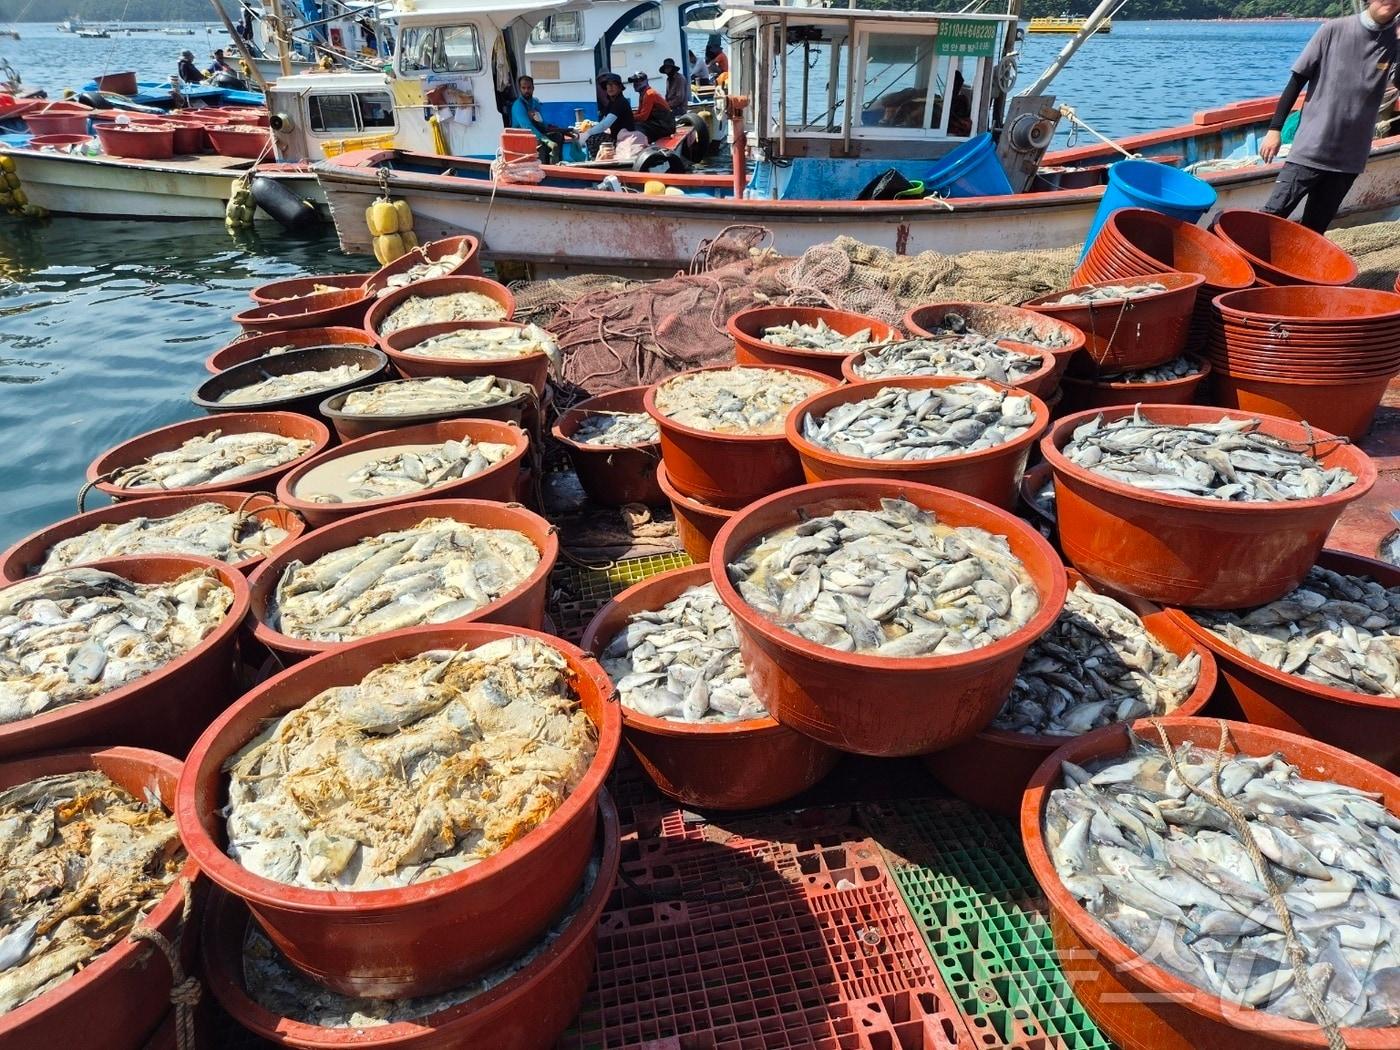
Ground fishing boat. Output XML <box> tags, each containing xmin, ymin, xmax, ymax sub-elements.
<box><xmin>75</xmin><ymin>28</ymin><xmax>112</xmax><ymax>39</ymax></box>
<box><xmin>311</xmin><ymin>0</ymin><xmax>1400</xmax><ymax>275</ymax></box>
<box><xmin>1028</xmin><ymin>15</ymin><xmax>1110</xmax><ymax>33</ymax></box>
<box><xmin>57</xmin><ymin>16</ymin><xmax>84</xmax><ymax>32</ymax></box>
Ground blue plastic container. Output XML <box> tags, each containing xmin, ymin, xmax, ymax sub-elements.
<box><xmin>923</xmin><ymin>133</ymin><xmax>1013</xmax><ymax>199</ymax></box>
<box><xmin>1080</xmin><ymin>159</ymin><xmax>1217</xmax><ymax>261</ymax></box>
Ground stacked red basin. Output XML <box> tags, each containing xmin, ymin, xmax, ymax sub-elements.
<box><xmin>1209</xmin><ymin>208</ymin><xmax>1359</xmax><ymax>287</ymax></box>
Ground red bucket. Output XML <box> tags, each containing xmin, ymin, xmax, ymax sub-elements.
<box><xmin>1210</xmin><ymin>208</ymin><xmax>1359</xmax><ymax>287</ymax></box>
<box><xmin>1022</xmin><ymin>272</ymin><xmax>1204</xmax><ymax>371</ymax></box>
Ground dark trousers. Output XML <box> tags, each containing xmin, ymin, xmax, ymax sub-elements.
<box><xmin>1262</xmin><ymin>161</ymin><xmax>1358</xmax><ymax>233</ymax></box>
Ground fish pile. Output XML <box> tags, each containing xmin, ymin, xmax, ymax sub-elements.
<box><xmin>216</xmin><ymin>363</ymin><xmax>374</xmax><ymax>406</ymax></box>
<box><xmin>401</xmin><ymin>324</ymin><xmax>558</xmax><ymax>363</ymax></box>
<box><xmin>242</xmin><ymin>857</ymin><xmax>599</xmax><ymax>1027</ymax></box>
<box><xmin>1063</xmin><ymin>411</ymin><xmax>1357</xmax><ymax>502</ymax></box>
<box><xmin>760</xmin><ymin>318</ymin><xmax>877</xmax><ymax>353</ymax></box>
<box><xmin>376</xmin><ymin>250</ymin><xmax>470</xmax><ymax>296</ymax></box>
<box><xmin>295</xmin><ymin>437</ymin><xmax>515</xmax><ymax>505</ymax></box>
<box><xmin>1098</xmin><ymin>356</ymin><xmax>1203</xmax><ymax>384</ymax></box>
<box><xmin>728</xmin><ymin>498</ymin><xmax>1039</xmax><ymax>658</ymax></box>
<box><xmin>272</xmin><ymin>517</ymin><xmax>540</xmax><ymax>642</ymax></box>
<box><xmin>916</xmin><ymin>310</ymin><xmax>1072</xmax><ymax>350</ymax></box>
<box><xmin>225</xmin><ymin>636</ymin><xmax>596</xmax><ymax>890</ymax></box>
<box><xmin>0</xmin><ymin>568</ymin><xmax>233</xmax><ymax>725</ymax></box>
<box><xmin>1045</xmin><ymin>735</ymin><xmax>1400</xmax><ymax>1027</ymax></box>
<box><xmin>1046</xmin><ymin>281</ymin><xmax>1168</xmax><ymax>306</ymax></box>
<box><xmin>274</xmin><ymin>283</ymin><xmax>351</xmax><ymax>301</ymax></box>
<box><xmin>338</xmin><ymin>376</ymin><xmax>519</xmax><ymax>417</ymax></box>
<box><xmin>37</xmin><ymin>501</ymin><xmax>290</xmax><ymax>571</ymax></box>
<box><xmin>0</xmin><ymin>770</ymin><xmax>183</xmax><ymax>1016</ymax></box>
<box><xmin>653</xmin><ymin>367</ymin><xmax>826</xmax><ymax>435</ymax></box>
<box><xmin>802</xmin><ymin>383</ymin><xmax>1037</xmax><ymax>461</ymax></box>
<box><xmin>853</xmin><ymin>336</ymin><xmax>1044</xmax><ymax>385</ymax></box>
<box><xmin>601</xmin><ymin>583</ymin><xmax>765</xmax><ymax>723</ymax></box>
<box><xmin>378</xmin><ymin>292</ymin><xmax>508</xmax><ymax>334</ymax></box>
<box><xmin>992</xmin><ymin>582</ymin><xmax>1200</xmax><ymax>735</ymax></box>
<box><xmin>110</xmin><ymin>430</ymin><xmax>313</xmax><ymax>491</ymax></box>
<box><xmin>571</xmin><ymin>411</ymin><xmax>660</xmax><ymax>447</ymax></box>
<box><xmin>1190</xmin><ymin>565</ymin><xmax>1400</xmax><ymax>698</ymax></box>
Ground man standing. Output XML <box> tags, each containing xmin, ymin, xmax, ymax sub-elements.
<box><xmin>510</xmin><ymin>74</ymin><xmax>575</xmax><ymax>163</ymax></box>
<box><xmin>177</xmin><ymin>50</ymin><xmax>205</xmax><ymax>85</ymax></box>
<box><xmin>659</xmin><ymin>58</ymin><xmax>687</xmax><ymax>116</ymax></box>
<box><xmin>1260</xmin><ymin>0</ymin><xmax>1400</xmax><ymax>232</ymax></box>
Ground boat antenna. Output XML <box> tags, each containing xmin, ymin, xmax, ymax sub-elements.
<box><xmin>1019</xmin><ymin>0</ymin><xmax>1126</xmax><ymax>98</ymax></box>
<box><xmin>208</xmin><ymin>0</ymin><xmax>272</xmax><ymax>92</ymax></box>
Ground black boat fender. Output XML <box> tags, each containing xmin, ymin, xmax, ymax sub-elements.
<box><xmin>675</xmin><ymin>113</ymin><xmax>709</xmax><ymax>163</ymax></box>
<box><xmin>250</xmin><ymin>175</ymin><xmax>320</xmax><ymax>234</ymax></box>
<box><xmin>77</xmin><ymin>91</ymin><xmax>113</xmax><ymax>109</ymax></box>
<box><xmin>632</xmin><ymin>147</ymin><xmax>692</xmax><ymax>175</ymax></box>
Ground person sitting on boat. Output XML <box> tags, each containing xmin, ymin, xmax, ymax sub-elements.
<box><xmin>209</xmin><ymin>48</ymin><xmax>234</xmax><ymax>75</ymax></box>
<box><xmin>510</xmin><ymin>74</ymin><xmax>576</xmax><ymax>164</ymax></box>
<box><xmin>579</xmin><ymin>72</ymin><xmax>636</xmax><ymax>153</ymax></box>
<box><xmin>177</xmin><ymin>50</ymin><xmax>205</xmax><ymax>84</ymax></box>
<box><xmin>1260</xmin><ymin>0</ymin><xmax>1400</xmax><ymax>232</ymax></box>
<box><xmin>704</xmin><ymin>40</ymin><xmax>728</xmax><ymax>79</ymax></box>
<box><xmin>689</xmin><ymin>50</ymin><xmax>712</xmax><ymax>86</ymax></box>
<box><xmin>660</xmin><ymin>58</ymin><xmax>687</xmax><ymax>117</ymax></box>
<box><xmin>627</xmin><ymin>71</ymin><xmax>676</xmax><ymax>142</ymax></box>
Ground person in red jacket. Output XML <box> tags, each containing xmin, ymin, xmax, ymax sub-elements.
<box><xmin>626</xmin><ymin>71</ymin><xmax>676</xmax><ymax>142</ymax></box>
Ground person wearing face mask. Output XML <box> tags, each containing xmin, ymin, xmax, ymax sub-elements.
<box><xmin>1259</xmin><ymin>0</ymin><xmax>1400</xmax><ymax>232</ymax></box>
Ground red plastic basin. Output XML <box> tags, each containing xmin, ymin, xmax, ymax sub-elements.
<box><xmin>657</xmin><ymin>462</ymin><xmax>735</xmax><ymax>561</ymax></box>
<box><xmin>644</xmin><ymin>364</ymin><xmax>838</xmax><ymax>509</ymax></box>
<box><xmin>1058</xmin><ymin>356</ymin><xmax>1212</xmax><ymax>412</ymax></box>
<box><xmin>204</xmin><ymin>326</ymin><xmax>378</xmax><ymax>374</ymax></box>
<box><xmin>0</xmin><ymin>555</ymin><xmax>250</xmax><ymax>760</ymax></box>
<box><xmin>726</xmin><ymin>305</ymin><xmax>901</xmax><ymax>380</ymax></box>
<box><xmin>26</xmin><ymin>133</ymin><xmax>92</xmax><ymax>149</ymax></box>
<box><xmin>1022</xmin><ymin>716</ymin><xmax>1400</xmax><ymax>1050</ymax></box>
<box><xmin>248</xmin><ymin>273</ymin><xmax>367</xmax><ymax>306</ymax></box>
<box><xmin>1041</xmin><ymin>404</ymin><xmax>1376</xmax><ymax>608</ymax></box>
<box><xmin>1210</xmin><ymin>208</ymin><xmax>1359</xmax><ymax>287</ymax></box>
<box><xmin>274</xmin><ymin>417</ymin><xmax>528</xmax><ymax>527</ymax></box>
<box><xmin>922</xmin><ymin>569</ymin><xmax>1217</xmax><ymax>816</ymax></box>
<box><xmin>1089</xmin><ymin>208</ymin><xmax>1256</xmax><ymax>289</ymax></box>
<box><xmin>247</xmin><ymin>497</ymin><xmax>557</xmax><ymax>659</ymax></box>
<box><xmin>0</xmin><ymin>492</ymin><xmax>304</xmax><ymax>582</ymax></box>
<box><xmin>1213</xmin><ymin>285</ymin><xmax>1400</xmax><ymax>325</ymax></box>
<box><xmin>365</xmin><ymin>235</ymin><xmax>484</xmax><ymax>294</ymax></box>
<box><xmin>581</xmin><ymin>565</ymin><xmax>839</xmax><ymax>809</ymax></box>
<box><xmin>903</xmin><ymin>301</ymin><xmax>1085</xmax><ymax>393</ymax></box>
<box><xmin>710</xmin><ymin>478</ymin><xmax>1068</xmax><ymax>757</ymax></box>
<box><xmin>233</xmin><ymin>287</ymin><xmax>373</xmax><ymax>334</ymax></box>
<box><xmin>206</xmin><ymin>125</ymin><xmax>272</xmax><ymax>159</ymax></box>
<box><xmin>843</xmin><ymin>339</ymin><xmax>1060</xmax><ymax>400</ymax></box>
<box><xmin>94</xmin><ymin>122</ymin><xmax>174</xmax><ymax>160</ymax></box>
<box><xmin>86</xmin><ymin>411</ymin><xmax>331</xmax><ymax>503</ymax></box>
<box><xmin>201</xmin><ymin>791</ymin><xmax>619</xmax><ymax>1050</ymax></box>
<box><xmin>366</xmin><ymin>276</ymin><xmax>516</xmax><ymax>336</ymax></box>
<box><xmin>382</xmin><ymin>321</ymin><xmax>550</xmax><ymax>395</ymax></box>
<box><xmin>1022</xmin><ymin>272</ymin><xmax>1205</xmax><ymax>371</ymax></box>
<box><xmin>552</xmin><ymin>385</ymin><xmax>664</xmax><ymax>506</ymax></box>
<box><xmin>24</xmin><ymin>111</ymin><xmax>91</xmax><ymax>136</ymax></box>
<box><xmin>1210</xmin><ymin>368</ymin><xmax>1394</xmax><ymax>441</ymax></box>
<box><xmin>175</xmin><ymin>623</ymin><xmax>621</xmax><ymax>998</ymax></box>
<box><xmin>0</xmin><ymin>747</ymin><xmax>203</xmax><ymax>1050</ymax></box>
<box><xmin>784</xmin><ymin>376</ymin><xmax>1049</xmax><ymax>511</ymax></box>
<box><xmin>322</xmin><ymin>377</ymin><xmax>537</xmax><ymax>443</ymax></box>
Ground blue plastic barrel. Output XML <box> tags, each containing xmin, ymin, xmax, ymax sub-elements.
<box><xmin>924</xmin><ymin>133</ymin><xmax>1013</xmax><ymax>199</ymax></box>
<box><xmin>1080</xmin><ymin>159</ymin><xmax>1217</xmax><ymax>261</ymax></box>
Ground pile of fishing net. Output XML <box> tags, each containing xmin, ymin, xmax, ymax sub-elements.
<box><xmin>1330</xmin><ymin>219</ymin><xmax>1400</xmax><ymax>291</ymax></box>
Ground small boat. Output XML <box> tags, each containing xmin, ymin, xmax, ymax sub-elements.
<box><xmin>75</xmin><ymin>28</ymin><xmax>111</xmax><ymax>39</ymax></box>
<box><xmin>0</xmin><ymin>29</ymin><xmax>19</xmax><ymax>41</ymax></box>
<box><xmin>57</xmin><ymin>15</ymin><xmax>83</xmax><ymax>33</ymax></box>
<box><xmin>1028</xmin><ymin>15</ymin><xmax>1112</xmax><ymax>33</ymax></box>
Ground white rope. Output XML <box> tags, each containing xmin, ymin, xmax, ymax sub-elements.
<box><xmin>1058</xmin><ymin>104</ymin><xmax>1140</xmax><ymax>160</ymax></box>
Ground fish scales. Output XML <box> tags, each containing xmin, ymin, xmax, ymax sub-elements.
<box><xmin>216</xmin><ymin>363</ymin><xmax>374</xmax><ymax>406</ymax></box>
<box><xmin>111</xmin><ymin>430</ymin><xmax>312</xmax><ymax>490</ymax></box>
<box><xmin>760</xmin><ymin>319</ymin><xmax>878</xmax><ymax>353</ymax></box>
<box><xmin>572</xmin><ymin>411</ymin><xmax>660</xmax><ymax>446</ymax></box>
<box><xmin>402</xmin><ymin>323</ymin><xmax>559</xmax><ymax>364</ymax></box>
<box><xmin>654</xmin><ymin>367</ymin><xmax>827</xmax><ymax>435</ymax></box>
<box><xmin>379</xmin><ymin>292</ymin><xmax>508</xmax><ymax>334</ymax></box>
<box><xmin>340</xmin><ymin>376</ymin><xmax>518</xmax><ymax>417</ymax></box>
<box><xmin>39</xmin><ymin>501</ymin><xmax>289</xmax><ymax>571</ymax></box>
<box><xmin>1047</xmin><ymin>281</ymin><xmax>1168</xmax><ymax>306</ymax></box>
<box><xmin>854</xmin><ymin>335</ymin><xmax>1043</xmax><ymax>384</ymax></box>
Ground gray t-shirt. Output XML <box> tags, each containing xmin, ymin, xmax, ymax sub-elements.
<box><xmin>1289</xmin><ymin>13</ymin><xmax>1399</xmax><ymax>174</ymax></box>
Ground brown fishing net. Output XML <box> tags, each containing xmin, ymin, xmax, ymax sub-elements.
<box><xmin>1330</xmin><ymin>219</ymin><xmax>1400</xmax><ymax>291</ymax></box>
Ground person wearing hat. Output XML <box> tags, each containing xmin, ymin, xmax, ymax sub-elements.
<box><xmin>659</xmin><ymin>58</ymin><xmax>687</xmax><ymax>116</ymax></box>
<box><xmin>209</xmin><ymin>49</ymin><xmax>234</xmax><ymax>75</ymax></box>
<box><xmin>579</xmin><ymin>72</ymin><xmax>636</xmax><ymax>153</ymax></box>
<box><xmin>627</xmin><ymin>70</ymin><xmax>676</xmax><ymax>142</ymax></box>
<box><xmin>177</xmin><ymin>50</ymin><xmax>205</xmax><ymax>84</ymax></box>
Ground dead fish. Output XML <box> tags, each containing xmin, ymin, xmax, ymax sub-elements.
<box><xmin>339</xmin><ymin>376</ymin><xmax>519</xmax><ymax>417</ymax></box>
<box><xmin>376</xmin><ymin>250</ymin><xmax>471</xmax><ymax>296</ymax></box>
<box><xmin>760</xmin><ymin>319</ymin><xmax>876</xmax><ymax>353</ymax></box>
<box><xmin>295</xmin><ymin>437</ymin><xmax>515</xmax><ymax>505</ymax></box>
<box><xmin>224</xmin><ymin>636</ymin><xmax>595</xmax><ymax>890</ymax></box>
<box><xmin>378</xmin><ymin>292</ymin><xmax>509</xmax><ymax>334</ymax></box>
<box><xmin>1063</xmin><ymin>409</ymin><xmax>1356</xmax><ymax>502</ymax></box>
<box><xmin>111</xmin><ymin>430</ymin><xmax>312</xmax><ymax>490</ymax></box>
<box><xmin>853</xmin><ymin>336</ymin><xmax>1043</xmax><ymax>384</ymax></box>
<box><xmin>572</xmin><ymin>411</ymin><xmax>660</xmax><ymax>447</ymax></box>
<box><xmin>653</xmin><ymin>367</ymin><xmax>827</xmax><ymax>435</ymax></box>
<box><xmin>601</xmin><ymin>583</ymin><xmax>765</xmax><ymax>723</ymax></box>
<box><xmin>38</xmin><ymin>501</ymin><xmax>289</xmax><ymax>571</ymax></box>
<box><xmin>216</xmin><ymin>363</ymin><xmax>374</xmax><ymax>406</ymax></box>
<box><xmin>1097</xmin><ymin>356</ymin><xmax>1202</xmax><ymax>384</ymax></box>
<box><xmin>1046</xmin><ymin>281</ymin><xmax>1168</xmax><ymax>306</ymax></box>
<box><xmin>915</xmin><ymin>310</ymin><xmax>1071</xmax><ymax>349</ymax></box>
<box><xmin>401</xmin><ymin>324</ymin><xmax>559</xmax><ymax>365</ymax></box>
<box><xmin>727</xmin><ymin>497</ymin><xmax>1039</xmax><ymax>658</ymax></box>
<box><xmin>802</xmin><ymin>383</ymin><xmax>1037</xmax><ymax>461</ymax></box>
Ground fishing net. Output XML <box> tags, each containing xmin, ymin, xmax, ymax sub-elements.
<box><xmin>1330</xmin><ymin>219</ymin><xmax>1400</xmax><ymax>291</ymax></box>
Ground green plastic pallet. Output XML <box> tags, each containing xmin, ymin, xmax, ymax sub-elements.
<box><xmin>548</xmin><ymin>551</ymin><xmax>693</xmax><ymax>641</ymax></box>
<box><xmin>860</xmin><ymin>799</ymin><xmax>1115</xmax><ymax>1050</ymax></box>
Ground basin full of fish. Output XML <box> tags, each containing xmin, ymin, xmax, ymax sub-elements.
<box><xmin>917</xmin><ymin>310</ymin><xmax>1072</xmax><ymax>350</ymax></box>
<box><xmin>271</xmin><ymin>517</ymin><xmax>540</xmax><ymax>642</ymax></box>
<box><xmin>571</xmin><ymin>411</ymin><xmax>661</xmax><ymax>447</ymax></box>
<box><xmin>379</xmin><ymin>292</ymin><xmax>509</xmax><ymax>335</ymax></box>
<box><xmin>1190</xmin><ymin>564</ymin><xmax>1400</xmax><ymax>698</ymax></box>
<box><xmin>727</xmin><ymin>498</ymin><xmax>1040</xmax><ymax>658</ymax></box>
<box><xmin>1062</xmin><ymin>411</ymin><xmax>1357</xmax><ymax>502</ymax></box>
<box><xmin>1096</xmin><ymin>356</ymin><xmax>1203</xmax><ymax>384</ymax></box>
<box><xmin>0</xmin><ymin>567</ymin><xmax>233</xmax><ymax>725</ymax></box>
<box><xmin>992</xmin><ymin>582</ymin><xmax>1201</xmax><ymax>736</ymax></box>
<box><xmin>653</xmin><ymin>367</ymin><xmax>827</xmax><ymax>435</ymax></box>
<box><xmin>759</xmin><ymin>319</ymin><xmax>878</xmax><ymax>353</ymax></box>
<box><xmin>802</xmin><ymin>383</ymin><xmax>1037</xmax><ymax>461</ymax></box>
<box><xmin>225</xmin><ymin>635</ymin><xmax>595</xmax><ymax>890</ymax></box>
<box><xmin>601</xmin><ymin>583</ymin><xmax>765</xmax><ymax>723</ymax></box>
<box><xmin>110</xmin><ymin>431</ymin><xmax>313</xmax><ymax>491</ymax></box>
<box><xmin>37</xmin><ymin>501</ymin><xmax>290</xmax><ymax>571</ymax></box>
<box><xmin>1044</xmin><ymin>735</ymin><xmax>1400</xmax><ymax>1027</ymax></box>
<box><xmin>853</xmin><ymin>336</ymin><xmax>1045</xmax><ymax>385</ymax></box>
<box><xmin>0</xmin><ymin>770</ymin><xmax>183</xmax><ymax>1016</ymax></box>
<box><xmin>1046</xmin><ymin>281</ymin><xmax>1169</xmax><ymax>306</ymax></box>
<box><xmin>376</xmin><ymin>250</ymin><xmax>471</xmax><ymax>296</ymax></box>
<box><xmin>216</xmin><ymin>364</ymin><xmax>375</xmax><ymax>407</ymax></box>
<box><xmin>400</xmin><ymin>324</ymin><xmax>559</xmax><ymax>364</ymax></box>
<box><xmin>338</xmin><ymin>376</ymin><xmax>520</xmax><ymax>417</ymax></box>
<box><xmin>294</xmin><ymin>438</ymin><xmax>515</xmax><ymax>505</ymax></box>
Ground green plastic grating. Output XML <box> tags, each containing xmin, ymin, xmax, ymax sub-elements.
<box><xmin>548</xmin><ymin>551</ymin><xmax>694</xmax><ymax>642</ymax></box>
<box><xmin>860</xmin><ymin>799</ymin><xmax>1115</xmax><ymax>1050</ymax></box>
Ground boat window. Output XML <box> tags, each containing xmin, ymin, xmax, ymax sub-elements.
<box><xmin>308</xmin><ymin>92</ymin><xmax>396</xmax><ymax>133</ymax></box>
<box><xmin>358</xmin><ymin>93</ymin><xmax>395</xmax><ymax>128</ymax></box>
<box><xmin>619</xmin><ymin>6</ymin><xmax>662</xmax><ymax>34</ymax></box>
<box><xmin>529</xmin><ymin>12</ymin><xmax>582</xmax><ymax>45</ymax></box>
<box><xmin>399</xmin><ymin>24</ymin><xmax>484</xmax><ymax>74</ymax></box>
<box><xmin>770</xmin><ymin>29</ymin><xmax>851</xmax><ymax>136</ymax></box>
<box><xmin>859</xmin><ymin>32</ymin><xmax>938</xmax><ymax>130</ymax></box>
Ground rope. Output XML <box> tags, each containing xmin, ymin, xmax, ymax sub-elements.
<box><xmin>1147</xmin><ymin>720</ymin><xmax>1346</xmax><ymax>1050</ymax></box>
<box><xmin>129</xmin><ymin>877</ymin><xmax>202</xmax><ymax>1050</ymax></box>
<box><xmin>1058</xmin><ymin>105</ymin><xmax>1139</xmax><ymax>161</ymax></box>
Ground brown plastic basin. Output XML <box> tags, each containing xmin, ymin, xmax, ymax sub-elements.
<box><xmin>1213</xmin><ymin>285</ymin><xmax>1400</xmax><ymax>325</ymax></box>
<box><xmin>1091</xmin><ymin>208</ymin><xmax>1256</xmax><ymax>289</ymax></box>
<box><xmin>248</xmin><ymin>273</ymin><xmax>367</xmax><ymax>306</ymax></box>
<box><xmin>903</xmin><ymin>301</ymin><xmax>1085</xmax><ymax>393</ymax></box>
<box><xmin>727</xmin><ymin>305</ymin><xmax>901</xmax><ymax>380</ymax></box>
<box><xmin>1058</xmin><ymin>356</ymin><xmax>1211</xmax><ymax>411</ymax></box>
<box><xmin>192</xmin><ymin>345</ymin><xmax>392</xmax><ymax>421</ymax></box>
<box><xmin>710</xmin><ymin>478</ymin><xmax>1067</xmax><ymax>757</ymax></box>
<box><xmin>784</xmin><ymin>376</ymin><xmax>1049</xmax><ymax>510</ymax></box>
<box><xmin>365</xmin><ymin>276</ymin><xmax>515</xmax><ymax>336</ymax></box>
<box><xmin>843</xmin><ymin>341</ymin><xmax>1060</xmax><ymax>400</ymax></box>
<box><xmin>175</xmin><ymin>623</ymin><xmax>621</xmax><ymax>998</ymax></box>
<box><xmin>657</xmin><ymin>462</ymin><xmax>735</xmax><ymax>560</ymax></box>
<box><xmin>1210</xmin><ymin>368</ymin><xmax>1394</xmax><ymax>441</ymax></box>
<box><xmin>204</xmin><ymin>326</ymin><xmax>378</xmax><ymax>375</ymax></box>
<box><xmin>322</xmin><ymin>376</ymin><xmax>537</xmax><ymax>443</ymax></box>
<box><xmin>580</xmin><ymin>565</ymin><xmax>839</xmax><ymax>809</ymax></box>
<box><xmin>364</xmin><ymin>235</ymin><xmax>483</xmax><ymax>294</ymax></box>
<box><xmin>233</xmin><ymin>287</ymin><xmax>373</xmax><ymax>334</ymax></box>
<box><xmin>552</xmin><ymin>386</ymin><xmax>664</xmax><ymax>506</ymax></box>
<box><xmin>381</xmin><ymin>321</ymin><xmax>550</xmax><ymax>394</ymax></box>
<box><xmin>1210</xmin><ymin>208</ymin><xmax>1359</xmax><ymax>287</ymax></box>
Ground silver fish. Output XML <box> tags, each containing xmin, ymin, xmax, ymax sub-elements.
<box><xmin>1097</xmin><ymin>356</ymin><xmax>1202</xmax><ymax>384</ymax></box>
<box><xmin>38</xmin><ymin>501</ymin><xmax>289</xmax><ymax>571</ymax></box>
<box><xmin>760</xmin><ymin>319</ymin><xmax>876</xmax><ymax>353</ymax></box>
<box><xmin>339</xmin><ymin>376</ymin><xmax>519</xmax><ymax>417</ymax></box>
<box><xmin>1046</xmin><ymin>281</ymin><xmax>1168</xmax><ymax>306</ymax></box>
<box><xmin>853</xmin><ymin>336</ymin><xmax>1043</xmax><ymax>384</ymax></box>
<box><xmin>111</xmin><ymin>430</ymin><xmax>312</xmax><ymax>490</ymax></box>
<box><xmin>375</xmin><ymin>250</ymin><xmax>471</xmax><ymax>296</ymax></box>
<box><xmin>295</xmin><ymin>437</ymin><xmax>515</xmax><ymax>505</ymax></box>
<box><xmin>400</xmin><ymin>323</ymin><xmax>558</xmax><ymax>364</ymax></box>
<box><xmin>378</xmin><ymin>292</ymin><xmax>509</xmax><ymax>334</ymax></box>
<box><xmin>572</xmin><ymin>411</ymin><xmax>660</xmax><ymax>447</ymax></box>
<box><xmin>216</xmin><ymin>363</ymin><xmax>374</xmax><ymax>406</ymax></box>
<box><xmin>915</xmin><ymin>309</ymin><xmax>1071</xmax><ymax>349</ymax></box>
<box><xmin>653</xmin><ymin>367</ymin><xmax>827</xmax><ymax>435</ymax></box>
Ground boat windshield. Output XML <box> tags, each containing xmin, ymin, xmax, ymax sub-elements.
<box><xmin>399</xmin><ymin>24</ymin><xmax>485</xmax><ymax>74</ymax></box>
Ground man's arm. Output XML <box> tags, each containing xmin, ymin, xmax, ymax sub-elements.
<box><xmin>1261</xmin><ymin>71</ymin><xmax>1307</xmax><ymax>162</ymax></box>
<box><xmin>511</xmin><ymin>98</ymin><xmax>547</xmax><ymax>141</ymax></box>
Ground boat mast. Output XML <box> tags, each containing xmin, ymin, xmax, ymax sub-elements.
<box><xmin>208</xmin><ymin>0</ymin><xmax>272</xmax><ymax>92</ymax></box>
<box><xmin>266</xmin><ymin>0</ymin><xmax>296</xmax><ymax>76</ymax></box>
<box><xmin>1019</xmin><ymin>0</ymin><xmax>1119</xmax><ymax>97</ymax></box>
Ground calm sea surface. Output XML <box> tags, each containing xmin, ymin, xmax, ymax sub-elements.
<box><xmin>0</xmin><ymin>19</ymin><xmax>1319</xmax><ymax>545</ymax></box>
